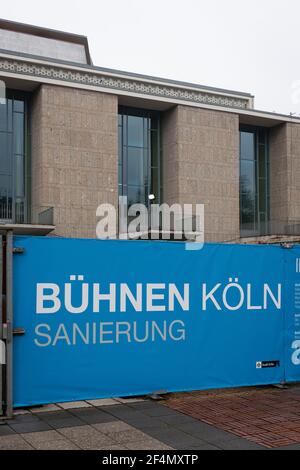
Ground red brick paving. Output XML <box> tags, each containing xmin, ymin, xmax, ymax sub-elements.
<box><xmin>165</xmin><ymin>386</ymin><xmax>300</xmax><ymax>448</ymax></box>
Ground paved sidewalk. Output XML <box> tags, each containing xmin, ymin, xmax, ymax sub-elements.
<box><xmin>1</xmin><ymin>386</ymin><xmax>300</xmax><ymax>450</ymax></box>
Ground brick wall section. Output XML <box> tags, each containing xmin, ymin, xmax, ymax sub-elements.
<box><xmin>162</xmin><ymin>105</ymin><xmax>240</xmax><ymax>242</ymax></box>
<box><xmin>31</xmin><ymin>84</ymin><xmax>118</xmax><ymax>238</ymax></box>
<box><xmin>269</xmin><ymin>122</ymin><xmax>300</xmax><ymax>234</ymax></box>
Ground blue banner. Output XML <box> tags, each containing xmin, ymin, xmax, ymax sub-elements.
<box><xmin>12</xmin><ymin>236</ymin><xmax>298</xmax><ymax>408</ymax></box>
<box><xmin>284</xmin><ymin>246</ymin><xmax>300</xmax><ymax>383</ymax></box>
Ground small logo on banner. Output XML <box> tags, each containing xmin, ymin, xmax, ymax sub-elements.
<box><xmin>256</xmin><ymin>361</ymin><xmax>280</xmax><ymax>369</ymax></box>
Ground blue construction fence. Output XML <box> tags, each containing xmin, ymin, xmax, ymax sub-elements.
<box><xmin>12</xmin><ymin>236</ymin><xmax>300</xmax><ymax>407</ymax></box>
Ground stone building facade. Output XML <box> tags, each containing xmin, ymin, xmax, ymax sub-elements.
<box><xmin>0</xmin><ymin>18</ymin><xmax>300</xmax><ymax>242</ymax></box>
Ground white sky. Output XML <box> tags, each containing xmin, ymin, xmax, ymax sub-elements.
<box><xmin>1</xmin><ymin>0</ymin><xmax>300</xmax><ymax>115</ymax></box>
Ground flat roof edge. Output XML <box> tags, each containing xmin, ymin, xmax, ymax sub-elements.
<box><xmin>0</xmin><ymin>48</ymin><xmax>252</xmax><ymax>99</ymax></box>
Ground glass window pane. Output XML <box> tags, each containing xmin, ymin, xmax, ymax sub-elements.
<box><xmin>240</xmin><ymin>127</ymin><xmax>269</xmax><ymax>235</ymax></box>
<box><xmin>127</xmin><ymin>186</ymin><xmax>145</xmax><ymax>207</ymax></box>
<box><xmin>151</xmin><ymin>117</ymin><xmax>158</xmax><ymax>131</ymax></box>
<box><xmin>259</xmin><ymin>144</ymin><xmax>266</xmax><ymax>179</ymax></box>
<box><xmin>151</xmin><ymin>130</ymin><xmax>159</xmax><ymax>168</ymax></box>
<box><xmin>119</xmin><ymin>110</ymin><xmax>160</xmax><ymax>209</ymax></box>
<box><xmin>151</xmin><ymin>167</ymin><xmax>159</xmax><ymax>200</ymax></box>
<box><xmin>0</xmin><ymin>133</ymin><xmax>12</xmax><ymax>175</ymax></box>
<box><xmin>0</xmin><ymin>102</ymin><xmax>7</xmax><ymax>132</ymax></box>
<box><xmin>118</xmin><ymin>127</ymin><xmax>123</xmax><ymax>165</ymax></box>
<box><xmin>241</xmin><ymin>131</ymin><xmax>255</xmax><ymax>161</ymax></box>
<box><xmin>240</xmin><ymin>160</ymin><xmax>255</xmax><ymax>195</ymax></box>
<box><xmin>0</xmin><ymin>99</ymin><xmax>12</xmax><ymax>132</ymax></box>
<box><xmin>128</xmin><ymin>116</ymin><xmax>144</xmax><ymax>147</ymax></box>
<box><xmin>241</xmin><ymin>193</ymin><xmax>255</xmax><ymax>231</ymax></box>
<box><xmin>15</xmin><ymin>200</ymin><xmax>25</xmax><ymax>224</ymax></box>
<box><xmin>15</xmin><ymin>154</ymin><xmax>25</xmax><ymax>198</ymax></box>
<box><xmin>258</xmin><ymin>128</ymin><xmax>266</xmax><ymax>145</ymax></box>
<box><xmin>259</xmin><ymin>178</ymin><xmax>266</xmax><ymax>213</ymax></box>
<box><xmin>0</xmin><ymin>174</ymin><xmax>12</xmax><ymax>198</ymax></box>
<box><xmin>0</xmin><ymin>174</ymin><xmax>12</xmax><ymax>220</ymax></box>
<box><xmin>127</xmin><ymin>147</ymin><xmax>145</xmax><ymax>186</ymax></box>
<box><xmin>14</xmin><ymin>99</ymin><xmax>24</xmax><ymax>113</ymax></box>
<box><xmin>13</xmin><ymin>112</ymin><xmax>24</xmax><ymax>155</ymax></box>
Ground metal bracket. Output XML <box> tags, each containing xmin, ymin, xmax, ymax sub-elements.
<box><xmin>280</xmin><ymin>243</ymin><xmax>294</xmax><ymax>249</ymax></box>
<box><xmin>13</xmin><ymin>247</ymin><xmax>24</xmax><ymax>254</ymax></box>
<box><xmin>13</xmin><ymin>328</ymin><xmax>25</xmax><ymax>336</ymax></box>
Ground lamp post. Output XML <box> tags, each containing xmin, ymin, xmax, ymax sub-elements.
<box><xmin>148</xmin><ymin>194</ymin><xmax>155</xmax><ymax>239</ymax></box>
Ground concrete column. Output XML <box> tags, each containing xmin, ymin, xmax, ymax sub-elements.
<box><xmin>31</xmin><ymin>84</ymin><xmax>118</xmax><ymax>238</ymax></box>
<box><xmin>269</xmin><ymin>122</ymin><xmax>300</xmax><ymax>235</ymax></box>
<box><xmin>162</xmin><ymin>105</ymin><xmax>240</xmax><ymax>242</ymax></box>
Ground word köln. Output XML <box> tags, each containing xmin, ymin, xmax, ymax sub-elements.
<box><xmin>36</xmin><ymin>276</ymin><xmax>282</xmax><ymax>314</ymax></box>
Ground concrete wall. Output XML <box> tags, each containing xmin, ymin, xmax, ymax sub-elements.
<box><xmin>162</xmin><ymin>105</ymin><xmax>240</xmax><ymax>242</ymax></box>
<box><xmin>31</xmin><ymin>84</ymin><xmax>118</xmax><ymax>238</ymax></box>
<box><xmin>269</xmin><ymin>124</ymin><xmax>289</xmax><ymax>233</ymax></box>
<box><xmin>269</xmin><ymin>122</ymin><xmax>300</xmax><ymax>234</ymax></box>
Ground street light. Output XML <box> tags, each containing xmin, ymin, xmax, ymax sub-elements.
<box><xmin>148</xmin><ymin>194</ymin><xmax>156</xmax><ymax>237</ymax></box>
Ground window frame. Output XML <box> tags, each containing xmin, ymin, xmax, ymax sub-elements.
<box><xmin>118</xmin><ymin>106</ymin><xmax>161</xmax><ymax>208</ymax></box>
<box><xmin>0</xmin><ymin>89</ymin><xmax>30</xmax><ymax>224</ymax></box>
<box><xmin>240</xmin><ymin>125</ymin><xmax>269</xmax><ymax>237</ymax></box>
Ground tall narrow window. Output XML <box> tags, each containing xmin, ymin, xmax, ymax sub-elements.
<box><xmin>240</xmin><ymin>126</ymin><xmax>269</xmax><ymax>236</ymax></box>
<box><xmin>0</xmin><ymin>91</ymin><xmax>29</xmax><ymax>223</ymax></box>
<box><xmin>118</xmin><ymin>107</ymin><xmax>161</xmax><ymax>208</ymax></box>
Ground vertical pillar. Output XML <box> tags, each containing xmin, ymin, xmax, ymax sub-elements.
<box><xmin>0</xmin><ymin>235</ymin><xmax>3</xmax><ymax>416</ymax></box>
<box><xmin>5</xmin><ymin>231</ymin><xmax>13</xmax><ymax>418</ymax></box>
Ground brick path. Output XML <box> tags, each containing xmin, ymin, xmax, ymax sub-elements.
<box><xmin>165</xmin><ymin>385</ymin><xmax>300</xmax><ymax>449</ymax></box>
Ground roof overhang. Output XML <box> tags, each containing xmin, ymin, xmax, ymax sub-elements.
<box><xmin>0</xmin><ymin>224</ymin><xmax>55</xmax><ymax>236</ymax></box>
<box><xmin>0</xmin><ymin>49</ymin><xmax>298</xmax><ymax>126</ymax></box>
<box><xmin>0</xmin><ymin>50</ymin><xmax>253</xmax><ymax>112</ymax></box>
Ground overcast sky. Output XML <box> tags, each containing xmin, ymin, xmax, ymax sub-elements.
<box><xmin>1</xmin><ymin>0</ymin><xmax>300</xmax><ymax>114</ymax></box>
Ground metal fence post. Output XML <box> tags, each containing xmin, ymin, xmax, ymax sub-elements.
<box><xmin>0</xmin><ymin>235</ymin><xmax>3</xmax><ymax>416</ymax></box>
<box><xmin>5</xmin><ymin>231</ymin><xmax>13</xmax><ymax>418</ymax></box>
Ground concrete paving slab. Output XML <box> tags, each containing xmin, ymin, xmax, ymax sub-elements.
<box><xmin>116</xmin><ymin>398</ymin><xmax>146</xmax><ymax>404</ymax></box>
<box><xmin>9</xmin><ymin>421</ymin><xmax>52</xmax><ymax>434</ymax></box>
<box><xmin>13</xmin><ymin>409</ymin><xmax>30</xmax><ymax>416</ymax></box>
<box><xmin>45</xmin><ymin>416</ymin><xmax>84</xmax><ymax>430</ymax></box>
<box><xmin>214</xmin><ymin>438</ymin><xmax>265</xmax><ymax>450</ymax></box>
<box><xmin>69</xmin><ymin>407</ymin><xmax>116</xmax><ymax>424</ymax></box>
<box><xmin>0</xmin><ymin>435</ymin><xmax>34</xmax><ymax>450</ymax></box>
<box><xmin>59</xmin><ymin>401</ymin><xmax>92</xmax><ymax>410</ymax></box>
<box><xmin>86</xmin><ymin>399</ymin><xmax>119</xmax><ymax>407</ymax></box>
<box><xmin>105</xmin><ymin>429</ymin><xmax>150</xmax><ymax>444</ymax></box>
<box><xmin>0</xmin><ymin>425</ymin><xmax>16</xmax><ymax>436</ymax></box>
<box><xmin>58</xmin><ymin>426</ymin><xmax>117</xmax><ymax>449</ymax></box>
<box><xmin>93</xmin><ymin>421</ymin><xmax>134</xmax><ymax>434</ymax></box>
<box><xmin>21</xmin><ymin>430</ymin><xmax>65</xmax><ymax>444</ymax></box>
<box><xmin>33</xmin><ymin>439</ymin><xmax>80</xmax><ymax>450</ymax></box>
<box><xmin>125</xmin><ymin>439</ymin><xmax>173</xmax><ymax>450</ymax></box>
<box><xmin>58</xmin><ymin>425</ymin><xmax>99</xmax><ymax>438</ymax></box>
<box><xmin>31</xmin><ymin>405</ymin><xmax>61</xmax><ymax>413</ymax></box>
